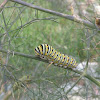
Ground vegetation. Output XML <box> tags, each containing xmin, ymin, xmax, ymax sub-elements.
<box><xmin>0</xmin><ymin>0</ymin><xmax>100</xmax><ymax>100</ymax></box>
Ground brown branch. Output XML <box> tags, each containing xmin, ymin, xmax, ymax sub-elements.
<box><xmin>0</xmin><ymin>48</ymin><xmax>100</xmax><ymax>87</ymax></box>
<box><xmin>0</xmin><ymin>0</ymin><xmax>8</xmax><ymax>12</ymax></box>
<box><xmin>0</xmin><ymin>0</ymin><xmax>8</xmax><ymax>8</ymax></box>
<box><xmin>10</xmin><ymin>0</ymin><xmax>95</xmax><ymax>29</ymax></box>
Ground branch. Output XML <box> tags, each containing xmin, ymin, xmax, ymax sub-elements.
<box><xmin>10</xmin><ymin>0</ymin><xmax>95</xmax><ymax>29</ymax></box>
<box><xmin>0</xmin><ymin>0</ymin><xmax>8</xmax><ymax>8</ymax></box>
<box><xmin>0</xmin><ymin>49</ymin><xmax>48</xmax><ymax>63</ymax></box>
<box><xmin>0</xmin><ymin>48</ymin><xmax>100</xmax><ymax>87</ymax></box>
<box><xmin>0</xmin><ymin>0</ymin><xmax>8</xmax><ymax>12</ymax></box>
<box><xmin>10</xmin><ymin>17</ymin><xmax>58</xmax><ymax>33</ymax></box>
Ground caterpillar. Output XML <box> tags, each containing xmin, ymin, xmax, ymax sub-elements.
<box><xmin>35</xmin><ymin>44</ymin><xmax>77</xmax><ymax>69</ymax></box>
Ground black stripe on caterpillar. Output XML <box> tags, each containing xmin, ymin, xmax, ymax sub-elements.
<box><xmin>35</xmin><ymin>44</ymin><xmax>77</xmax><ymax>68</ymax></box>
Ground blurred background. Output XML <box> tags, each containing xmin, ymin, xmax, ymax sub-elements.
<box><xmin>0</xmin><ymin>0</ymin><xmax>100</xmax><ymax>100</ymax></box>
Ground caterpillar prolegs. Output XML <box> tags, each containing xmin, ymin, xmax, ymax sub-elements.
<box><xmin>35</xmin><ymin>44</ymin><xmax>77</xmax><ymax>69</ymax></box>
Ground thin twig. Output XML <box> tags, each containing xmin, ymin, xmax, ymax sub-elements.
<box><xmin>11</xmin><ymin>0</ymin><xmax>95</xmax><ymax>29</ymax></box>
<box><xmin>66</xmin><ymin>73</ymin><xmax>84</xmax><ymax>95</ymax></box>
<box><xmin>0</xmin><ymin>0</ymin><xmax>8</xmax><ymax>8</ymax></box>
<box><xmin>0</xmin><ymin>48</ymin><xmax>100</xmax><ymax>87</ymax></box>
<box><xmin>0</xmin><ymin>0</ymin><xmax>8</xmax><ymax>12</ymax></box>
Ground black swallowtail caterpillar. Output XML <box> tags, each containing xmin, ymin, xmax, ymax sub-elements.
<box><xmin>35</xmin><ymin>44</ymin><xmax>77</xmax><ymax>69</ymax></box>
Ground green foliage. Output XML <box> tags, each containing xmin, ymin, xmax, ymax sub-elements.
<box><xmin>0</xmin><ymin>0</ymin><xmax>99</xmax><ymax>78</ymax></box>
<box><xmin>0</xmin><ymin>0</ymin><xmax>100</xmax><ymax>99</ymax></box>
